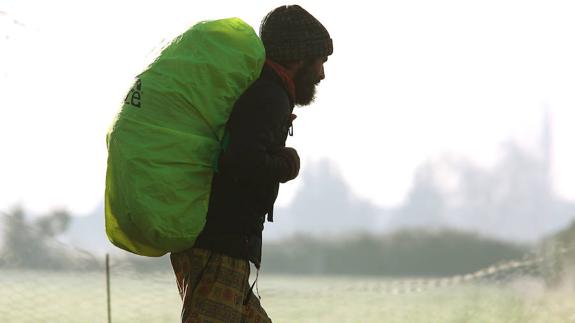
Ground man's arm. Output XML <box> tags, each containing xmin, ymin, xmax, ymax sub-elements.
<box><xmin>219</xmin><ymin>85</ymin><xmax>299</xmax><ymax>183</ymax></box>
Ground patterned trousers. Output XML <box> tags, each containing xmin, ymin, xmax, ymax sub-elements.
<box><xmin>170</xmin><ymin>248</ymin><xmax>272</xmax><ymax>323</ymax></box>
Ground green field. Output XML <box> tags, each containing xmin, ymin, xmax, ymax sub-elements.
<box><xmin>1</xmin><ymin>270</ymin><xmax>574</xmax><ymax>323</ymax></box>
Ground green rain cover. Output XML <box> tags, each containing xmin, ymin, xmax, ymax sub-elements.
<box><xmin>105</xmin><ymin>18</ymin><xmax>265</xmax><ymax>256</ymax></box>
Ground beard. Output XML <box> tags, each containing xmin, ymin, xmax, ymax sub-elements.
<box><xmin>293</xmin><ymin>62</ymin><xmax>320</xmax><ymax>106</ymax></box>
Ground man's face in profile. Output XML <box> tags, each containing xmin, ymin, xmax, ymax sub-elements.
<box><xmin>294</xmin><ymin>57</ymin><xmax>326</xmax><ymax>106</ymax></box>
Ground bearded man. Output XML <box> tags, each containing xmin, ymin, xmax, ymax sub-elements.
<box><xmin>170</xmin><ymin>5</ymin><xmax>333</xmax><ymax>322</ymax></box>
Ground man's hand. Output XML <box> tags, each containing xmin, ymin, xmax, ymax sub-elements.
<box><xmin>278</xmin><ymin>147</ymin><xmax>300</xmax><ymax>183</ymax></box>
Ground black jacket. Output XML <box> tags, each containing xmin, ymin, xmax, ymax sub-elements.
<box><xmin>194</xmin><ymin>64</ymin><xmax>295</xmax><ymax>267</ymax></box>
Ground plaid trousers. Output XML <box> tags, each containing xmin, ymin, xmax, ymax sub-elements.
<box><xmin>170</xmin><ymin>248</ymin><xmax>272</xmax><ymax>323</ymax></box>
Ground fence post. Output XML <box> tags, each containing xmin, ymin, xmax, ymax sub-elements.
<box><xmin>106</xmin><ymin>253</ymin><xmax>112</xmax><ymax>323</ymax></box>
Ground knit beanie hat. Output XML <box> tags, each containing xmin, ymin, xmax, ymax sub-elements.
<box><xmin>260</xmin><ymin>5</ymin><xmax>333</xmax><ymax>62</ymax></box>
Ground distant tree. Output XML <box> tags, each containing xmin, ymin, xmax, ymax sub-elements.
<box><xmin>1</xmin><ymin>206</ymin><xmax>29</xmax><ymax>265</ymax></box>
<box><xmin>263</xmin><ymin>229</ymin><xmax>528</xmax><ymax>276</ymax></box>
<box><xmin>389</xmin><ymin>140</ymin><xmax>575</xmax><ymax>242</ymax></box>
<box><xmin>1</xmin><ymin>206</ymin><xmax>73</xmax><ymax>269</ymax></box>
<box><xmin>390</xmin><ymin>162</ymin><xmax>447</xmax><ymax>229</ymax></box>
<box><xmin>275</xmin><ymin>159</ymin><xmax>380</xmax><ymax>235</ymax></box>
<box><xmin>540</xmin><ymin>219</ymin><xmax>575</xmax><ymax>288</ymax></box>
<box><xmin>34</xmin><ymin>209</ymin><xmax>70</xmax><ymax>237</ymax></box>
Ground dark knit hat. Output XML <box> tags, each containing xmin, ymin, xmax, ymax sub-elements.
<box><xmin>260</xmin><ymin>5</ymin><xmax>333</xmax><ymax>62</ymax></box>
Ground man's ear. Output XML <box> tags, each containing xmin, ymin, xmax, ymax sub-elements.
<box><xmin>289</xmin><ymin>60</ymin><xmax>304</xmax><ymax>69</ymax></box>
<box><xmin>285</xmin><ymin>60</ymin><xmax>304</xmax><ymax>78</ymax></box>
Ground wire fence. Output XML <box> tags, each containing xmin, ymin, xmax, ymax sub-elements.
<box><xmin>0</xmin><ymin>225</ymin><xmax>574</xmax><ymax>322</ymax></box>
<box><xmin>0</xmin><ymin>250</ymin><xmax>181</xmax><ymax>323</ymax></box>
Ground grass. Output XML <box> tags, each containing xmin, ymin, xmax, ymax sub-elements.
<box><xmin>0</xmin><ymin>270</ymin><xmax>574</xmax><ymax>323</ymax></box>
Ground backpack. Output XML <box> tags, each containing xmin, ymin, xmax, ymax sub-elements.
<box><xmin>105</xmin><ymin>18</ymin><xmax>265</xmax><ymax>256</ymax></box>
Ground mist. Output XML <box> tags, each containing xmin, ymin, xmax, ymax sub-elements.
<box><xmin>2</xmin><ymin>1</ymin><xmax>575</xmax><ymax>321</ymax></box>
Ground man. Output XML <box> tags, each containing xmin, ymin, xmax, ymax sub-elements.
<box><xmin>170</xmin><ymin>5</ymin><xmax>333</xmax><ymax>322</ymax></box>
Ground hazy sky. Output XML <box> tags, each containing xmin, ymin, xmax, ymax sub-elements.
<box><xmin>1</xmin><ymin>0</ymin><xmax>574</xmax><ymax>215</ymax></box>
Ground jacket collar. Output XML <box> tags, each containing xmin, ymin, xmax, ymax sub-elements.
<box><xmin>264</xmin><ymin>59</ymin><xmax>296</xmax><ymax>104</ymax></box>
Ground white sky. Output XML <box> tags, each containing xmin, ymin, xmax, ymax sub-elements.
<box><xmin>1</xmin><ymin>0</ymin><xmax>574</xmax><ymax>215</ymax></box>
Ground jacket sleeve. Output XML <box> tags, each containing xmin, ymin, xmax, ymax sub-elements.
<box><xmin>219</xmin><ymin>83</ymin><xmax>292</xmax><ymax>183</ymax></box>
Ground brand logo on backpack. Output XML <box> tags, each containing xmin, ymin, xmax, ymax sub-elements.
<box><xmin>124</xmin><ymin>79</ymin><xmax>143</xmax><ymax>108</ymax></box>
